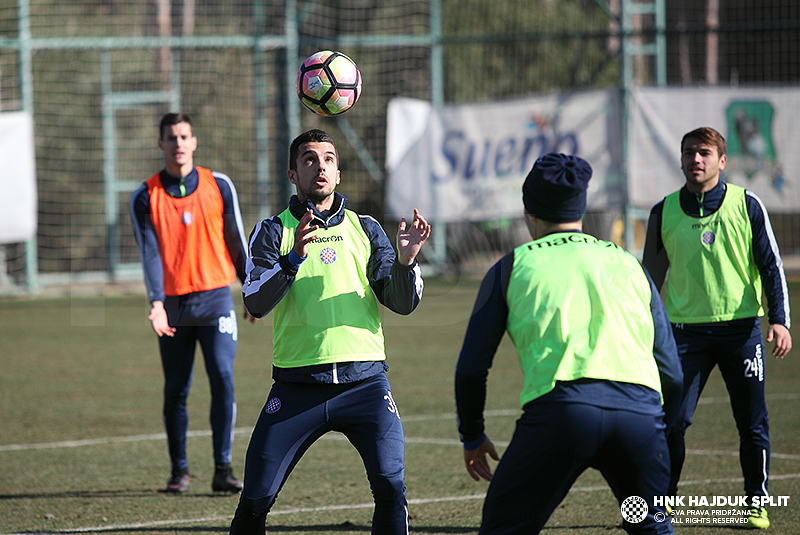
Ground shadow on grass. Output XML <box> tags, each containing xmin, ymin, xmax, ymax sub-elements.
<box><xmin>5</xmin><ymin>525</ymin><xmax>481</xmax><ymax>534</ymax></box>
<box><xmin>541</xmin><ymin>524</ymin><xmax>624</xmax><ymax>532</ymax></box>
<box><xmin>0</xmin><ymin>488</ymin><xmax>244</xmax><ymax>501</ymax></box>
<box><xmin>4</xmin><ymin>529</ymin><xmax>227</xmax><ymax>535</ymax></box>
<box><xmin>6</xmin><ymin>525</ymin><xmax>628</xmax><ymax>535</ymax></box>
<box><xmin>0</xmin><ymin>489</ymin><xmax>155</xmax><ymax>501</ymax></box>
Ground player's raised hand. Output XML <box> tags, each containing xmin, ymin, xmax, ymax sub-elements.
<box><xmin>464</xmin><ymin>436</ymin><xmax>500</xmax><ymax>482</ymax></box>
<box><xmin>293</xmin><ymin>209</ymin><xmax>319</xmax><ymax>259</ymax></box>
<box><xmin>396</xmin><ymin>209</ymin><xmax>431</xmax><ymax>266</ymax></box>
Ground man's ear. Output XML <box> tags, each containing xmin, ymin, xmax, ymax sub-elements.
<box><xmin>287</xmin><ymin>169</ymin><xmax>297</xmax><ymax>184</ymax></box>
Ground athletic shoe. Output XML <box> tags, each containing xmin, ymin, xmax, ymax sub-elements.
<box><xmin>212</xmin><ymin>464</ymin><xmax>243</xmax><ymax>493</ymax></box>
<box><xmin>165</xmin><ymin>470</ymin><xmax>190</xmax><ymax>493</ymax></box>
<box><xmin>746</xmin><ymin>506</ymin><xmax>770</xmax><ymax>529</ymax></box>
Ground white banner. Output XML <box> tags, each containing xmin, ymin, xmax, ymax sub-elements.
<box><xmin>0</xmin><ymin>112</ymin><xmax>37</xmax><ymax>243</ymax></box>
<box><xmin>629</xmin><ymin>87</ymin><xmax>800</xmax><ymax>210</ymax></box>
<box><xmin>385</xmin><ymin>92</ymin><xmax>621</xmax><ymax>222</ymax></box>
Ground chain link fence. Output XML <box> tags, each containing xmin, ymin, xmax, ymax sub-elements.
<box><xmin>0</xmin><ymin>0</ymin><xmax>798</xmax><ymax>291</ymax></box>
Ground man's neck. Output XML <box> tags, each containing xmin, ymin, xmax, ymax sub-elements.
<box><xmin>165</xmin><ymin>162</ymin><xmax>193</xmax><ymax>179</ymax></box>
<box><xmin>302</xmin><ymin>194</ymin><xmax>336</xmax><ymax>215</ymax></box>
<box><xmin>685</xmin><ymin>176</ymin><xmax>720</xmax><ymax>195</ymax></box>
<box><xmin>527</xmin><ymin>217</ymin><xmax>582</xmax><ymax>240</ymax></box>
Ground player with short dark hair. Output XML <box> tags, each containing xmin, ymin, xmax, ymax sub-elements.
<box><xmin>130</xmin><ymin>112</ymin><xmax>251</xmax><ymax>494</ymax></box>
<box><xmin>456</xmin><ymin>152</ymin><xmax>682</xmax><ymax>534</ymax></box>
<box><xmin>642</xmin><ymin>126</ymin><xmax>791</xmax><ymax>529</ymax></box>
<box><xmin>229</xmin><ymin>128</ymin><xmax>431</xmax><ymax>535</ymax></box>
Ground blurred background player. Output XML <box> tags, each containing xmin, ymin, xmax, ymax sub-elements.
<box><xmin>130</xmin><ymin>112</ymin><xmax>252</xmax><ymax>494</ymax></box>
<box><xmin>455</xmin><ymin>152</ymin><xmax>682</xmax><ymax>534</ymax></box>
<box><xmin>230</xmin><ymin>128</ymin><xmax>431</xmax><ymax>535</ymax></box>
<box><xmin>642</xmin><ymin>126</ymin><xmax>791</xmax><ymax>529</ymax></box>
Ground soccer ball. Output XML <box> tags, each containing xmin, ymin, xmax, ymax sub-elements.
<box><xmin>297</xmin><ymin>51</ymin><xmax>362</xmax><ymax>117</ymax></box>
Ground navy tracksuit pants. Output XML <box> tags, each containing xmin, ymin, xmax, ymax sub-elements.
<box><xmin>479</xmin><ymin>401</ymin><xmax>673</xmax><ymax>535</ymax></box>
<box><xmin>160</xmin><ymin>287</ymin><xmax>239</xmax><ymax>471</ymax></box>
<box><xmin>667</xmin><ymin>320</ymin><xmax>770</xmax><ymax>498</ymax></box>
<box><xmin>230</xmin><ymin>371</ymin><xmax>408</xmax><ymax>535</ymax></box>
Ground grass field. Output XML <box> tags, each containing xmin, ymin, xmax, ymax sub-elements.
<box><xmin>1</xmin><ymin>276</ymin><xmax>799</xmax><ymax>535</ymax></box>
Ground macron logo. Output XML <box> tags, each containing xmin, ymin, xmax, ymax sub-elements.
<box><xmin>314</xmin><ymin>235</ymin><xmax>343</xmax><ymax>243</ymax></box>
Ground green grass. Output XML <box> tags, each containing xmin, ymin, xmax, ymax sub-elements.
<box><xmin>1</xmin><ymin>277</ymin><xmax>799</xmax><ymax>534</ymax></box>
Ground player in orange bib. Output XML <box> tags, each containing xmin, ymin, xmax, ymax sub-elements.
<box><xmin>130</xmin><ymin>112</ymin><xmax>253</xmax><ymax>494</ymax></box>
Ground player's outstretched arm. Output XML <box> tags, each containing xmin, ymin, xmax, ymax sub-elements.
<box><xmin>464</xmin><ymin>436</ymin><xmax>500</xmax><ymax>482</ymax></box>
<box><xmin>767</xmin><ymin>323</ymin><xmax>792</xmax><ymax>358</ymax></box>
<box><xmin>396</xmin><ymin>209</ymin><xmax>431</xmax><ymax>266</ymax></box>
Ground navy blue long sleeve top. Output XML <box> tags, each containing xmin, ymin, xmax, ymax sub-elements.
<box><xmin>642</xmin><ymin>180</ymin><xmax>790</xmax><ymax>328</ymax></box>
<box><xmin>454</xmin><ymin>231</ymin><xmax>684</xmax><ymax>448</ymax></box>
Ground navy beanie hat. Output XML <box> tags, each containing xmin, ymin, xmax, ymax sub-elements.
<box><xmin>522</xmin><ymin>152</ymin><xmax>593</xmax><ymax>222</ymax></box>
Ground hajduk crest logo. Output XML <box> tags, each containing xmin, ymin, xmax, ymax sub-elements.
<box><xmin>265</xmin><ymin>397</ymin><xmax>281</xmax><ymax>414</ymax></box>
<box><xmin>702</xmin><ymin>230</ymin><xmax>716</xmax><ymax>245</ymax></box>
<box><xmin>320</xmin><ymin>247</ymin><xmax>337</xmax><ymax>264</ymax></box>
<box><xmin>181</xmin><ymin>211</ymin><xmax>193</xmax><ymax>225</ymax></box>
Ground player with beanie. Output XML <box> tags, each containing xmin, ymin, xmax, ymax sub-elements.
<box><xmin>455</xmin><ymin>152</ymin><xmax>683</xmax><ymax>534</ymax></box>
